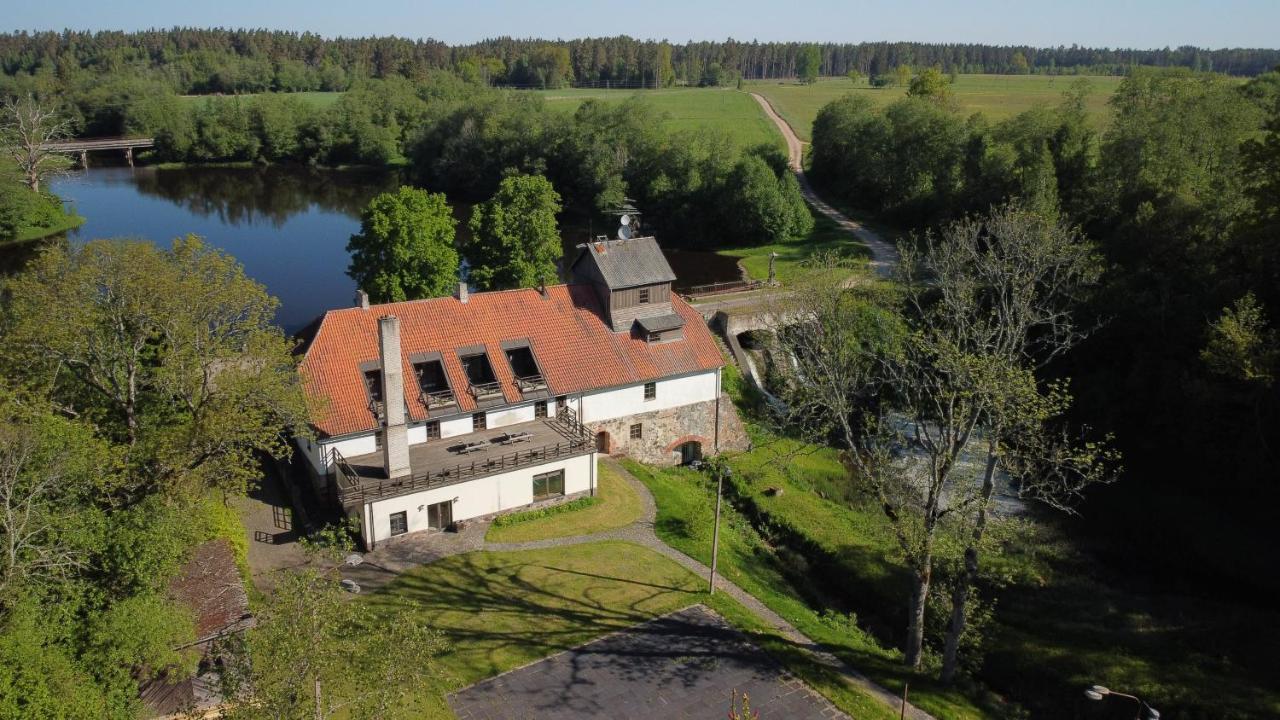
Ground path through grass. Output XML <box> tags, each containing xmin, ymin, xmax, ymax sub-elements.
<box><xmin>362</xmin><ymin>541</ymin><xmax>904</xmax><ymax>719</ymax></box>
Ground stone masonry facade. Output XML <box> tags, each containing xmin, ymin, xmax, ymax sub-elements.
<box><xmin>591</xmin><ymin>394</ymin><xmax>749</xmax><ymax>465</ymax></box>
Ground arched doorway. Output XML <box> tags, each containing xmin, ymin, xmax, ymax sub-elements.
<box><xmin>595</xmin><ymin>431</ymin><xmax>612</xmax><ymax>454</ymax></box>
<box><xmin>678</xmin><ymin>441</ymin><xmax>703</xmax><ymax>466</ymax></box>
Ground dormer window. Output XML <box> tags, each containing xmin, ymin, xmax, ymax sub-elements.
<box><xmin>412</xmin><ymin>357</ymin><xmax>455</xmax><ymax>410</ymax></box>
<box><xmin>505</xmin><ymin>343</ymin><xmax>547</xmax><ymax>393</ymax></box>
<box><xmin>460</xmin><ymin>349</ymin><xmax>503</xmax><ymax>402</ymax></box>
<box><xmin>362</xmin><ymin>368</ymin><xmax>384</xmax><ymax>420</ymax></box>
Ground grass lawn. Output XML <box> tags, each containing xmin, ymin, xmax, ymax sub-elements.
<box><xmin>177</xmin><ymin>91</ymin><xmax>345</xmax><ymax>108</ymax></box>
<box><xmin>535</xmin><ymin>86</ymin><xmax>784</xmax><ymax>150</ymax></box>
<box><xmin>621</xmin><ymin>457</ymin><xmax>985</xmax><ymax>720</ymax></box>
<box><xmin>12</xmin><ymin>210</ymin><xmax>84</xmax><ymax>242</ymax></box>
<box><xmin>361</xmin><ymin>541</ymin><xmax>900</xmax><ymax>719</ymax></box>
<box><xmin>636</xmin><ymin>361</ymin><xmax>1280</xmax><ymax>719</ymax></box>
<box><xmin>748</xmin><ymin>74</ymin><xmax>1125</xmax><ymax>141</ymax></box>
<box><xmin>483</xmin><ymin>461</ymin><xmax>643</xmax><ymax>543</ymax></box>
<box><xmin>717</xmin><ymin>210</ymin><xmax>874</xmax><ymax>284</ymax></box>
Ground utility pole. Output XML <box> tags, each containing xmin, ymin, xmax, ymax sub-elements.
<box><xmin>709</xmin><ymin>461</ymin><xmax>728</xmax><ymax>593</ymax></box>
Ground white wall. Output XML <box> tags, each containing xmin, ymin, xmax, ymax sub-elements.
<box><xmin>579</xmin><ymin>371</ymin><xmax>718</xmax><ymax>424</ymax></box>
<box><xmin>365</xmin><ymin>452</ymin><xmax>595</xmax><ymax>544</ymax></box>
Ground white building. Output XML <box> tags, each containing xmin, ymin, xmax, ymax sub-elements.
<box><xmin>295</xmin><ymin>236</ymin><xmax>743</xmax><ymax>548</ymax></box>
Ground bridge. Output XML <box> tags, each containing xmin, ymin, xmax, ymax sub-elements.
<box><xmin>42</xmin><ymin>137</ymin><xmax>155</xmax><ymax>167</ymax></box>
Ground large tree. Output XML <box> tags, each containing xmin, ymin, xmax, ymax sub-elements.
<box><xmin>771</xmin><ymin>203</ymin><xmax>1113</xmax><ymax>673</ymax></box>
<box><xmin>2</xmin><ymin>236</ymin><xmax>307</xmax><ymax>500</ymax></box>
<box><xmin>466</xmin><ymin>173</ymin><xmax>563</xmax><ymax>291</ymax></box>
<box><xmin>347</xmin><ymin>186</ymin><xmax>460</xmax><ymax>302</ymax></box>
<box><xmin>796</xmin><ymin>44</ymin><xmax>821</xmax><ymax>84</ymax></box>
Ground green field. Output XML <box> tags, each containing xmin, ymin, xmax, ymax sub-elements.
<box><xmin>535</xmin><ymin>86</ymin><xmax>784</xmax><ymax>150</ymax></box>
<box><xmin>748</xmin><ymin>74</ymin><xmax>1126</xmax><ymax>141</ymax></box>
<box><xmin>177</xmin><ymin>91</ymin><xmax>344</xmax><ymax>108</ymax></box>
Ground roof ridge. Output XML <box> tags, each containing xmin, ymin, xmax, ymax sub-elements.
<box><xmin>329</xmin><ymin>284</ymin><xmax>573</xmax><ymax>315</ymax></box>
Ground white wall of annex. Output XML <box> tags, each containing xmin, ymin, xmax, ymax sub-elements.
<box><xmin>579</xmin><ymin>371</ymin><xmax>717</xmax><ymax>424</ymax></box>
<box><xmin>366</xmin><ymin>452</ymin><xmax>594</xmax><ymax>544</ymax></box>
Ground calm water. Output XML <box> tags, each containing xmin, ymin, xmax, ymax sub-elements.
<box><xmin>21</xmin><ymin>166</ymin><xmax>740</xmax><ymax>333</ymax></box>
<box><xmin>46</xmin><ymin>166</ymin><xmax>401</xmax><ymax>333</ymax></box>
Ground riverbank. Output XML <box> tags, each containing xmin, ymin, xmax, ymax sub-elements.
<box><xmin>10</xmin><ymin>211</ymin><xmax>85</xmax><ymax>243</ymax></box>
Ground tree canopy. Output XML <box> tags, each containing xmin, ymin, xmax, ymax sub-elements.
<box><xmin>347</xmin><ymin>186</ymin><xmax>460</xmax><ymax>302</ymax></box>
<box><xmin>466</xmin><ymin>174</ymin><xmax>563</xmax><ymax>291</ymax></box>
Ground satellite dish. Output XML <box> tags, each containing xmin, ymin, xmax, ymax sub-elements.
<box><xmin>620</xmin><ymin>214</ymin><xmax>631</xmax><ymax>226</ymax></box>
<box><xmin>617</xmin><ymin>224</ymin><xmax>634</xmax><ymax>240</ymax></box>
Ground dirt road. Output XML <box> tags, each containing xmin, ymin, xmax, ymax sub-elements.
<box><xmin>749</xmin><ymin>92</ymin><xmax>898</xmax><ymax>277</ymax></box>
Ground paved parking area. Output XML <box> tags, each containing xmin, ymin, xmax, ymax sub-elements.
<box><xmin>448</xmin><ymin>605</ymin><xmax>849</xmax><ymax>720</ymax></box>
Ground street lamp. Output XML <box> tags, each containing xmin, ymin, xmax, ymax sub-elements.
<box><xmin>708</xmin><ymin>460</ymin><xmax>730</xmax><ymax>594</ymax></box>
<box><xmin>1083</xmin><ymin>685</ymin><xmax>1160</xmax><ymax>720</ymax></box>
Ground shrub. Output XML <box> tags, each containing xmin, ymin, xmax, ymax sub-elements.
<box><xmin>490</xmin><ymin>496</ymin><xmax>599</xmax><ymax>527</ymax></box>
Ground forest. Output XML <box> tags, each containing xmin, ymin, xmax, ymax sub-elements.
<box><xmin>1</xmin><ymin>29</ymin><xmax>1278</xmax><ymax>98</ymax></box>
<box><xmin>809</xmin><ymin>66</ymin><xmax>1280</xmax><ymax>614</ymax></box>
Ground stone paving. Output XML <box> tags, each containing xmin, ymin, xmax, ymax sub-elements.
<box><xmin>448</xmin><ymin>604</ymin><xmax>850</xmax><ymax>720</ymax></box>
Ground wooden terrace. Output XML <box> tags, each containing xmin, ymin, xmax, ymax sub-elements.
<box><xmin>333</xmin><ymin>412</ymin><xmax>593</xmax><ymax>505</ymax></box>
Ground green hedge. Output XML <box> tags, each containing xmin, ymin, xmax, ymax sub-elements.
<box><xmin>490</xmin><ymin>496</ymin><xmax>600</xmax><ymax>527</ymax></box>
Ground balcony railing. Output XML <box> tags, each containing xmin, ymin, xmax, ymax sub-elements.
<box><xmin>514</xmin><ymin>374</ymin><xmax>548</xmax><ymax>393</ymax></box>
<box><xmin>333</xmin><ymin>435</ymin><xmax>592</xmax><ymax>505</ymax></box>
<box><xmin>420</xmin><ymin>388</ymin><xmax>456</xmax><ymax>410</ymax></box>
<box><xmin>469</xmin><ymin>381</ymin><xmax>504</xmax><ymax>401</ymax></box>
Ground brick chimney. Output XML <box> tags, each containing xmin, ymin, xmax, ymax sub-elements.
<box><xmin>378</xmin><ymin>315</ymin><xmax>411</xmax><ymax>481</ymax></box>
<box><xmin>457</xmin><ymin>281</ymin><xmax>469</xmax><ymax>304</ymax></box>
<box><xmin>355</xmin><ymin>289</ymin><xmax>370</xmax><ymax>309</ymax></box>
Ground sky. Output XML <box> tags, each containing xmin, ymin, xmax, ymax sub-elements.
<box><xmin>5</xmin><ymin>0</ymin><xmax>1279</xmax><ymax>49</ymax></box>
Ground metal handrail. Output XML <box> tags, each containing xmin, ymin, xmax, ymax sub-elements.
<box><xmin>469</xmin><ymin>381</ymin><xmax>504</xmax><ymax>399</ymax></box>
<box><xmin>514</xmin><ymin>374</ymin><xmax>547</xmax><ymax>392</ymax></box>
<box><xmin>420</xmin><ymin>388</ymin><xmax>456</xmax><ymax>408</ymax></box>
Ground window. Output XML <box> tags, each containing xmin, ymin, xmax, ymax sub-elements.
<box><xmin>532</xmin><ymin>470</ymin><xmax>565</xmax><ymax>501</ymax></box>
<box><xmin>630</xmin><ymin>423</ymin><xmax>643</xmax><ymax>440</ymax></box>
<box><xmin>425</xmin><ymin>420</ymin><xmax>440</xmax><ymax>440</ymax></box>
<box><xmin>472</xmin><ymin>412</ymin><xmax>487</xmax><ymax>431</ymax></box>
<box><xmin>375</xmin><ymin>431</ymin><xmax>383</xmax><ymax>450</ymax></box>
<box><xmin>389</xmin><ymin>511</ymin><xmax>408</xmax><ymax>536</ymax></box>
<box><xmin>505</xmin><ymin>345</ymin><xmax>545</xmax><ymax>390</ymax></box>
<box><xmin>643</xmin><ymin>382</ymin><xmax>656</xmax><ymax>401</ymax></box>
<box><xmin>363</xmin><ymin>369</ymin><xmax>383</xmax><ymax>403</ymax></box>
<box><xmin>414</xmin><ymin>359</ymin><xmax>454</xmax><ymax>408</ymax></box>
<box><xmin>556</xmin><ymin>395</ymin><xmax>567</xmax><ymax>412</ymax></box>
<box><xmin>638</xmin><ymin>287</ymin><xmax>651</xmax><ymax>304</ymax></box>
<box><xmin>534</xmin><ymin>400</ymin><xmax>547</xmax><ymax>418</ymax></box>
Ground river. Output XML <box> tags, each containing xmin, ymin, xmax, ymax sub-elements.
<box><xmin>17</xmin><ymin>166</ymin><xmax>740</xmax><ymax>333</ymax></box>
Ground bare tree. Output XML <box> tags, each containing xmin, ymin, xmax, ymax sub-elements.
<box><xmin>770</xmin><ymin>203</ymin><xmax>1116</xmax><ymax>675</ymax></box>
<box><xmin>1</xmin><ymin>95</ymin><xmax>71</xmax><ymax>193</ymax></box>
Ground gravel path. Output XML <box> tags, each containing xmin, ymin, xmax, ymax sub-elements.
<box><xmin>749</xmin><ymin>92</ymin><xmax>900</xmax><ymax>278</ymax></box>
<box><xmin>357</xmin><ymin>458</ymin><xmax>931</xmax><ymax>719</ymax></box>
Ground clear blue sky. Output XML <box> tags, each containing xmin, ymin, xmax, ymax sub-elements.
<box><xmin>7</xmin><ymin>0</ymin><xmax>1279</xmax><ymax>49</ymax></box>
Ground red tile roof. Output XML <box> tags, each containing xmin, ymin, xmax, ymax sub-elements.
<box><xmin>299</xmin><ymin>284</ymin><xmax>723</xmax><ymax>438</ymax></box>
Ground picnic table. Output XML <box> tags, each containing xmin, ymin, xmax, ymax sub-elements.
<box><xmin>457</xmin><ymin>439</ymin><xmax>491</xmax><ymax>454</ymax></box>
<box><xmin>494</xmin><ymin>431</ymin><xmax>534</xmax><ymax>446</ymax></box>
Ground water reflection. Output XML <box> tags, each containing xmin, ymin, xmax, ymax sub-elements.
<box><xmin>7</xmin><ymin>166</ymin><xmax>740</xmax><ymax>333</ymax></box>
<box><xmin>130</xmin><ymin>166</ymin><xmax>405</xmax><ymax>229</ymax></box>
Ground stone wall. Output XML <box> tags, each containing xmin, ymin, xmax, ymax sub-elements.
<box><xmin>590</xmin><ymin>394</ymin><xmax>749</xmax><ymax>465</ymax></box>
